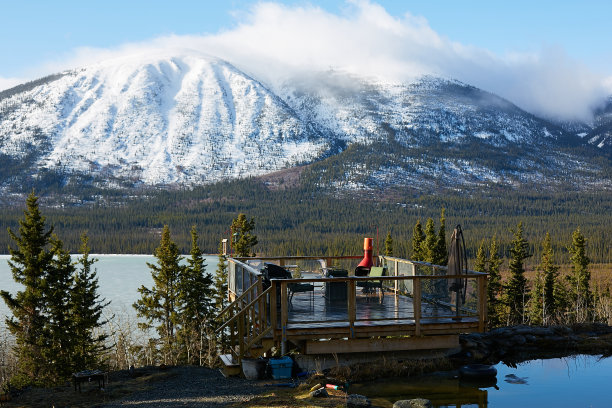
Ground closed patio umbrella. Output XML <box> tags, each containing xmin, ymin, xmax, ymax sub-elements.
<box><xmin>447</xmin><ymin>225</ymin><xmax>468</xmax><ymax>320</ymax></box>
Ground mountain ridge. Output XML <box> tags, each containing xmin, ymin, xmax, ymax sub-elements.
<box><xmin>0</xmin><ymin>53</ymin><xmax>610</xmax><ymax>194</ymax></box>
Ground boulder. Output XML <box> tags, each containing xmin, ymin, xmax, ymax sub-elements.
<box><xmin>510</xmin><ymin>335</ymin><xmax>527</xmax><ymax>345</ymax></box>
<box><xmin>347</xmin><ymin>394</ymin><xmax>371</xmax><ymax>407</ymax></box>
<box><xmin>393</xmin><ymin>398</ymin><xmax>432</xmax><ymax>408</ymax></box>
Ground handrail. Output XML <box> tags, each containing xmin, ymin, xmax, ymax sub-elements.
<box><xmin>216</xmin><ymin>279</ymin><xmax>261</xmax><ymax>319</ymax></box>
<box><xmin>215</xmin><ymin>285</ymin><xmax>273</xmax><ymax>334</ymax></box>
<box><xmin>244</xmin><ymin>325</ymin><xmax>273</xmax><ymax>351</ymax></box>
<box><xmin>234</xmin><ymin>255</ymin><xmax>363</xmax><ymax>261</ymax></box>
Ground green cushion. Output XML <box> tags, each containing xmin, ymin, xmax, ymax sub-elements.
<box><xmin>369</xmin><ymin>267</ymin><xmax>385</xmax><ymax>277</ymax></box>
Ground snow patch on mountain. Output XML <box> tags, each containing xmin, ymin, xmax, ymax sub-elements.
<box><xmin>0</xmin><ymin>54</ymin><xmax>326</xmax><ymax>186</ymax></box>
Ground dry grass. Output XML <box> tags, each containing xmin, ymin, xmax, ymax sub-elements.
<box><xmin>1</xmin><ymin>367</ymin><xmax>176</xmax><ymax>408</ymax></box>
<box><xmin>504</xmin><ymin>263</ymin><xmax>612</xmax><ymax>288</ymax></box>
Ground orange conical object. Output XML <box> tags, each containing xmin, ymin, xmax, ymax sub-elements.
<box><xmin>357</xmin><ymin>237</ymin><xmax>374</xmax><ymax>268</ymax></box>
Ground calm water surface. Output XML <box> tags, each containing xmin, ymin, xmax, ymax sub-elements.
<box><xmin>0</xmin><ymin>254</ymin><xmax>217</xmax><ymax>320</ymax></box>
<box><xmin>351</xmin><ymin>355</ymin><xmax>612</xmax><ymax>408</ymax></box>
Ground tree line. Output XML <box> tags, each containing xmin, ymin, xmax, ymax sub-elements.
<box><xmin>0</xmin><ymin>179</ymin><xmax>609</xmax><ymax>264</ymax></box>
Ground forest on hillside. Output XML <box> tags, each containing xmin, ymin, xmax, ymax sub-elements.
<box><xmin>0</xmin><ymin>178</ymin><xmax>610</xmax><ymax>264</ymax></box>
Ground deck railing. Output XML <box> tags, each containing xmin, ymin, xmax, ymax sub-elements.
<box><xmin>220</xmin><ymin>255</ymin><xmax>487</xmax><ymax>360</ymax></box>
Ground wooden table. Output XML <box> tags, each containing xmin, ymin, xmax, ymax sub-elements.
<box><xmin>73</xmin><ymin>370</ymin><xmax>107</xmax><ymax>392</ymax></box>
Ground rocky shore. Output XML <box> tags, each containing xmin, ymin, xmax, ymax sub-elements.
<box><xmin>458</xmin><ymin>323</ymin><xmax>612</xmax><ymax>365</ymax></box>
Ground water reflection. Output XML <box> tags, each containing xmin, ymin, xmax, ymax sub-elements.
<box><xmin>351</xmin><ymin>355</ymin><xmax>612</xmax><ymax>408</ymax></box>
<box><xmin>352</xmin><ymin>374</ymin><xmax>491</xmax><ymax>408</ymax></box>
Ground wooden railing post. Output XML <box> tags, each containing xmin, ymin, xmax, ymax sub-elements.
<box><xmin>414</xmin><ymin>276</ymin><xmax>421</xmax><ymax>336</ymax></box>
<box><xmin>394</xmin><ymin>259</ymin><xmax>399</xmax><ymax>292</ymax></box>
<box><xmin>348</xmin><ymin>278</ymin><xmax>356</xmax><ymax>338</ymax></box>
<box><xmin>257</xmin><ymin>278</ymin><xmax>264</xmax><ymax>335</ymax></box>
<box><xmin>270</xmin><ymin>281</ymin><xmax>278</xmax><ymax>331</ymax></box>
<box><xmin>237</xmin><ymin>313</ymin><xmax>245</xmax><ymax>361</ymax></box>
<box><xmin>478</xmin><ymin>274</ymin><xmax>487</xmax><ymax>332</ymax></box>
<box><xmin>280</xmin><ymin>281</ymin><xmax>288</xmax><ymax>354</ymax></box>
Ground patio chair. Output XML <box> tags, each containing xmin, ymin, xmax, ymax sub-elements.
<box><xmin>356</xmin><ymin>266</ymin><xmax>386</xmax><ymax>299</ymax></box>
<box><xmin>288</xmin><ymin>281</ymin><xmax>315</xmax><ymax>305</ymax></box>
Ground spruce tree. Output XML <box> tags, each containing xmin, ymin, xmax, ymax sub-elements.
<box><xmin>44</xmin><ymin>235</ymin><xmax>77</xmax><ymax>382</ymax></box>
<box><xmin>134</xmin><ymin>225</ymin><xmax>183</xmax><ymax>364</ymax></box>
<box><xmin>178</xmin><ymin>226</ymin><xmax>214</xmax><ymax>365</ymax></box>
<box><xmin>474</xmin><ymin>240</ymin><xmax>486</xmax><ymax>273</ymax></box>
<box><xmin>213</xmin><ymin>240</ymin><xmax>229</xmax><ymax>313</ymax></box>
<box><xmin>540</xmin><ymin>232</ymin><xmax>559</xmax><ymax>325</ymax></box>
<box><xmin>231</xmin><ymin>214</ymin><xmax>258</xmax><ymax>257</ymax></box>
<box><xmin>433</xmin><ymin>208</ymin><xmax>448</xmax><ymax>266</ymax></box>
<box><xmin>421</xmin><ymin>218</ymin><xmax>437</xmax><ymax>263</ymax></box>
<box><xmin>505</xmin><ymin>222</ymin><xmax>530</xmax><ymax>325</ymax></box>
<box><xmin>70</xmin><ymin>234</ymin><xmax>109</xmax><ymax>370</ymax></box>
<box><xmin>528</xmin><ymin>270</ymin><xmax>544</xmax><ymax>325</ymax></box>
<box><xmin>411</xmin><ymin>220</ymin><xmax>425</xmax><ymax>261</ymax></box>
<box><xmin>568</xmin><ymin>227</ymin><xmax>592</xmax><ymax>323</ymax></box>
<box><xmin>487</xmin><ymin>236</ymin><xmax>504</xmax><ymax>328</ymax></box>
<box><xmin>384</xmin><ymin>231</ymin><xmax>393</xmax><ymax>257</ymax></box>
<box><xmin>1</xmin><ymin>192</ymin><xmax>54</xmax><ymax>385</ymax></box>
<box><xmin>212</xmin><ymin>240</ymin><xmax>229</xmax><ymax>353</ymax></box>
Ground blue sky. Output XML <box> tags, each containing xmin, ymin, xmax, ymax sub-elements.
<box><xmin>2</xmin><ymin>1</ymin><xmax>611</xmax><ymax>120</ymax></box>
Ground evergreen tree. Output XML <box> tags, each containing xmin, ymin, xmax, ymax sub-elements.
<box><xmin>133</xmin><ymin>225</ymin><xmax>183</xmax><ymax>364</ymax></box>
<box><xmin>231</xmin><ymin>214</ymin><xmax>258</xmax><ymax>257</ymax></box>
<box><xmin>528</xmin><ymin>270</ymin><xmax>544</xmax><ymax>325</ymax></box>
<box><xmin>70</xmin><ymin>234</ymin><xmax>109</xmax><ymax>370</ymax></box>
<box><xmin>384</xmin><ymin>231</ymin><xmax>393</xmax><ymax>256</ymax></box>
<box><xmin>540</xmin><ymin>232</ymin><xmax>559</xmax><ymax>325</ymax></box>
<box><xmin>213</xmin><ymin>240</ymin><xmax>229</xmax><ymax>313</ymax></box>
<box><xmin>567</xmin><ymin>227</ymin><xmax>592</xmax><ymax>323</ymax></box>
<box><xmin>474</xmin><ymin>240</ymin><xmax>487</xmax><ymax>273</ymax></box>
<box><xmin>212</xmin><ymin>240</ymin><xmax>229</xmax><ymax>353</ymax></box>
<box><xmin>43</xmin><ymin>235</ymin><xmax>77</xmax><ymax>382</ymax></box>
<box><xmin>0</xmin><ymin>192</ymin><xmax>54</xmax><ymax>385</ymax></box>
<box><xmin>505</xmin><ymin>222</ymin><xmax>530</xmax><ymax>325</ymax></box>
<box><xmin>421</xmin><ymin>218</ymin><xmax>437</xmax><ymax>263</ymax></box>
<box><xmin>178</xmin><ymin>226</ymin><xmax>214</xmax><ymax>365</ymax></box>
<box><xmin>487</xmin><ymin>236</ymin><xmax>504</xmax><ymax>328</ymax></box>
<box><xmin>433</xmin><ymin>208</ymin><xmax>448</xmax><ymax>266</ymax></box>
<box><xmin>411</xmin><ymin>220</ymin><xmax>425</xmax><ymax>261</ymax></box>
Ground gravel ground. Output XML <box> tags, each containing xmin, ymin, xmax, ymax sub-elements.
<box><xmin>100</xmin><ymin>366</ymin><xmax>263</xmax><ymax>408</ymax></box>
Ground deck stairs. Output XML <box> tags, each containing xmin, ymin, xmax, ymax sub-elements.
<box><xmin>215</xmin><ymin>282</ymin><xmax>275</xmax><ymax>377</ymax></box>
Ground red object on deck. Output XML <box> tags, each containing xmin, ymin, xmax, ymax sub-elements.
<box><xmin>357</xmin><ymin>237</ymin><xmax>374</xmax><ymax>268</ymax></box>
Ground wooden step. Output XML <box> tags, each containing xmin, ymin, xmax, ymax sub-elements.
<box><xmin>243</xmin><ymin>337</ymin><xmax>275</xmax><ymax>358</ymax></box>
<box><xmin>219</xmin><ymin>353</ymin><xmax>241</xmax><ymax>377</ymax></box>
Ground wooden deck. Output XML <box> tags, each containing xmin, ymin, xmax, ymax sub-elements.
<box><xmin>217</xmin><ymin>255</ymin><xmax>487</xmax><ymax>368</ymax></box>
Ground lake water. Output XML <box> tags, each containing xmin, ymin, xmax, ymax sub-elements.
<box><xmin>0</xmin><ymin>254</ymin><xmax>219</xmax><ymax>322</ymax></box>
<box><xmin>351</xmin><ymin>354</ymin><xmax>612</xmax><ymax>408</ymax></box>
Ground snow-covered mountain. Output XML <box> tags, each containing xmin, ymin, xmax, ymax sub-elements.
<box><xmin>0</xmin><ymin>53</ymin><xmax>610</xmax><ymax>193</ymax></box>
<box><xmin>0</xmin><ymin>54</ymin><xmax>326</xmax><ymax>186</ymax></box>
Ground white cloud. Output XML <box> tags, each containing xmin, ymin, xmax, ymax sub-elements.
<box><xmin>0</xmin><ymin>77</ymin><xmax>25</xmax><ymax>92</ymax></box>
<box><xmin>18</xmin><ymin>1</ymin><xmax>612</xmax><ymax>121</ymax></box>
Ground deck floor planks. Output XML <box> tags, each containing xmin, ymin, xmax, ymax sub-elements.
<box><xmin>285</xmin><ymin>276</ymin><xmax>475</xmax><ymax>331</ymax></box>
